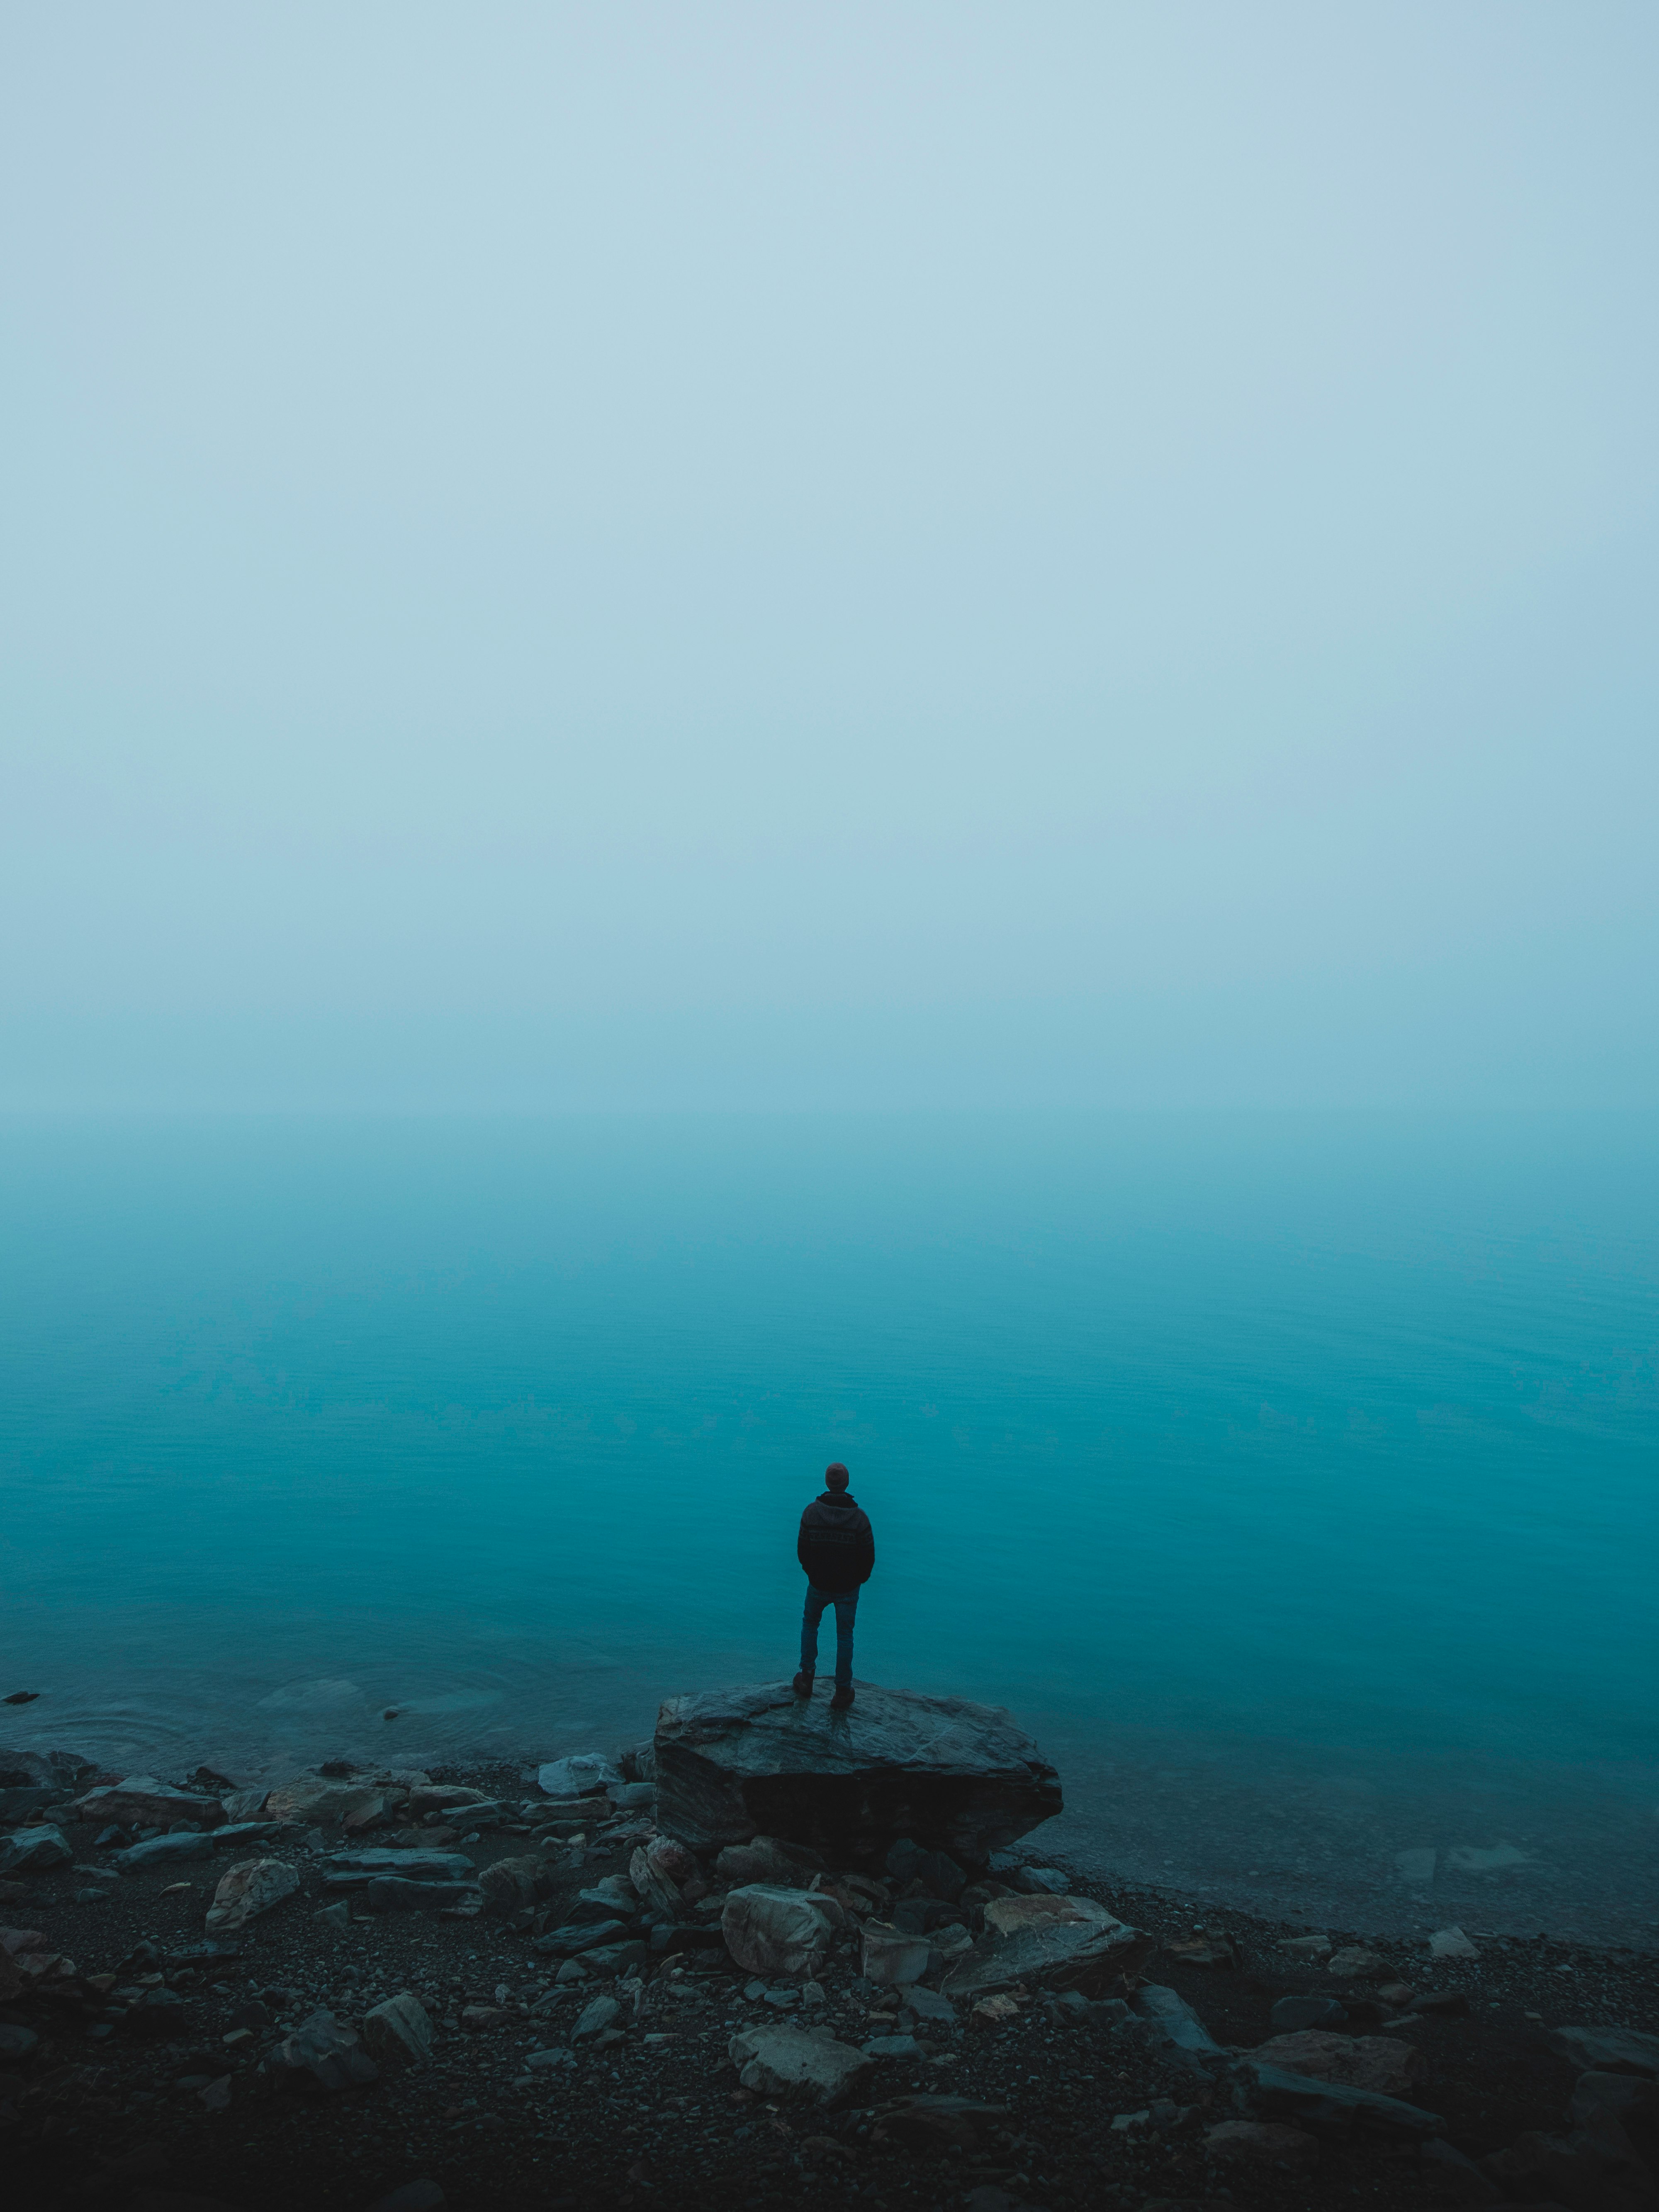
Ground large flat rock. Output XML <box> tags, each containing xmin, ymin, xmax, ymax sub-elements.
<box><xmin>653</xmin><ymin>1680</ymin><xmax>1061</xmax><ymax>1861</ymax></box>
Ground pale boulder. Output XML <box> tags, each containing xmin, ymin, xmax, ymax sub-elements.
<box><xmin>722</xmin><ymin>1883</ymin><xmax>846</xmax><ymax>1977</ymax></box>
<box><xmin>1249</xmin><ymin>2031</ymin><xmax>1425</xmax><ymax>2098</ymax></box>
<box><xmin>206</xmin><ymin>1857</ymin><xmax>299</xmax><ymax>1933</ymax></box>
<box><xmin>72</xmin><ymin>1776</ymin><xmax>226</xmax><ymax>1831</ymax></box>
<box><xmin>360</xmin><ymin>1991</ymin><xmax>433</xmax><ymax>2073</ymax></box>
<box><xmin>728</xmin><ymin>2025</ymin><xmax>872</xmax><ymax>2106</ymax></box>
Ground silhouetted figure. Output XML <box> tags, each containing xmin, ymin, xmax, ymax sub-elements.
<box><xmin>793</xmin><ymin>1460</ymin><xmax>875</xmax><ymax>1709</ymax></box>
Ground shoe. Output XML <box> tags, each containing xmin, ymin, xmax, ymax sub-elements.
<box><xmin>792</xmin><ymin>1671</ymin><xmax>815</xmax><ymax>1697</ymax></box>
<box><xmin>830</xmin><ymin>1683</ymin><xmax>855</xmax><ymax>1709</ymax></box>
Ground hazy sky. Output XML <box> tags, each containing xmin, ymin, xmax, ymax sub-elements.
<box><xmin>3</xmin><ymin>2</ymin><xmax>1654</xmax><ymax>1108</ymax></box>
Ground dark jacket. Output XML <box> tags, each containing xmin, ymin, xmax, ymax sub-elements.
<box><xmin>798</xmin><ymin>1489</ymin><xmax>875</xmax><ymax>1594</ymax></box>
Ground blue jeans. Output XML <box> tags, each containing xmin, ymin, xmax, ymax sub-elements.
<box><xmin>800</xmin><ymin>1584</ymin><xmax>858</xmax><ymax>1686</ymax></box>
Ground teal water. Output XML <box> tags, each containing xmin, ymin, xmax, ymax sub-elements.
<box><xmin>2</xmin><ymin>1112</ymin><xmax>1655</xmax><ymax>1939</ymax></box>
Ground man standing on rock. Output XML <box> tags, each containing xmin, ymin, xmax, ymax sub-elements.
<box><xmin>793</xmin><ymin>1461</ymin><xmax>875</xmax><ymax>1709</ymax></box>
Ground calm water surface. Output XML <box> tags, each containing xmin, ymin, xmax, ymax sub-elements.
<box><xmin>1</xmin><ymin>1112</ymin><xmax>1654</xmax><ymax>1939</ymax></box>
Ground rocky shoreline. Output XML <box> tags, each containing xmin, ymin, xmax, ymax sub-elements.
<box><xmin>2</xmin><ymin>1693</ymin><xmax>1655</xmax><ymax>2212</ymax></box>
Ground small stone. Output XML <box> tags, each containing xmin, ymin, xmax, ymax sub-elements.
<box><xmin>523</xmin><ymin>2046</ymin><xmax>575</xmax><ymax>2070</ymax></box>
<box><xmin>459</xmin><ymin>2004</ymin><xmax>503</xmax><ymax>2029</ymax></box>
<box><xmin>1277</xmin><ymin>1933</ymin><xmax>1331</xmax><ymax>1958</ymax></box>
<box><xmin>267</xmin><ymin>2006</ymin><xmax>379</xmax><ymax>2092</ymax></box>
<box><xmin>572</xmin><ymin>1993</ymin><xmax>621</xmax><ymax>2040</ymax></box>
<box><xmin>198</xmin><ymin>2074</ymin><xmax>231</xmax><ymax>2110</ymax></box>
<box><xmin>1204</xmin><ymin>2120</ymin><xmax>1320</xmax><ymax>2170</ymax></box>
<box><xmin>1379</xmin><ymin>1981</ymin><xmax>1416</xmax><ymax>2007</ymax></box>
<box><xmin>972</xmin><ymin>1995</ymin><xmax>1019</xmax><ymax>2023</ymax></box>
<box><xmin>554</xmin><ymin>1959</ymin><xmax>589</xmax><ymax>1984</ymax></box>
<box><xmin>316</xmin><ymin>1903</ymin><xmax>352</xmax><ymax>1930</ymax></box>
<box><xmin>864</xmin><ymin>2032</ymin><xmax>924</xmax><ymax>2059</ymax></box>
<box><xmin>1428</xmin><ymin>1926</ymin><xmax>1479</xmax><ymax>1960</ymax></box>
<box><xmin>1270</xmin><ymin>1995</ymin><xmax>1348</xmax><ymax>2032</ymax></box>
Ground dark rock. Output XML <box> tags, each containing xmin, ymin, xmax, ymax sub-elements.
<box><xmin>0</xmin><ymin>1823</ymin><xmax>73</xmax><ymax>1871</ymax></box>
<box><xmin>126</xmin><ymin>1987</ymin><xmax>192</xmax><ymax>2038</ymax></box>
<box><xmin>873</xmin><ymin>2093</ymin><xmax>1007</xmax><ymax>2151</ymax></box>
<box><xmin>531</xmin><ymin>1917</ymin><xmax>629</xmax><ymax>1957</ymax></box>
<box><xmin>1480</xmin><ymin>2116</ymin><xmax>1655</xmax><ymax>2211</ymax></box>
<box><xmin>654</xmin><ymin>1680</ymin><xmax>1062</xmax><ymax>1858</ymax></box>
<box><xmin>886</xmin><ymin>1837</ymin><xmax>968</xmax><ymax>1899</ymax></box>
<box><xmin>268</xmin><ymin>2007</ymin><xmax>379</xmax><ymax>2092</ymax></box>
<box><xmin>323</xmin><ymin>1848</ymin><xmax>473</xmax><ymax>1883</ymax></box>
<box><xmin>1271</xmin><ymin>1996</ymin><xmax>1350</xmax><ymax>2032</ymax></box>
<box><xmin>2</xmin><ymin>1691</ymin><xmax>40</xmax><ymax>1704</ymax></box>
<box><xmin>0</xmin><ymin>2022</ymin><xmax>39</xmax><ymax>2063</ymax></box>
<box><xmin>229</xmin><ymin>2000</ymin><xmax>272</xmax><ymax>2031</ymax></box>
<box><xmin>209</xmin><ymin>1821</ymin><xmax>286</xmax><ymax>1848</ymax></box>
<box><xmin>0</xmin><ymin>1748</ymin><xmax>97</xmax><ymax>1791</ymax></box>
<box><xmin>655</xmin><ymin>1922</ymin><xmax>728</xmax><ymax>1956</ymax></box>
<box><xmin>363</xmin><ymin>2185</ymin><xmax>446</xmax><ymax>2212</ymax></box>
<box><xmin>1410</xmin><ymin>1991</ymin><xmax>1471</xmax><ymax>2017</ymax></box>
<box><xmin>892</xmin><ymin>1895</ymin><xmax>968</xmax><ymax>1934</ymax></box>
<box><xmin>113</xmin><ymin>1832</ymin><xmax>216</xmax><ymax>1870</ymax></box>
<box><xmin>360</xmin><ymin>1878</ymin><xmax>479</xmax><ymax>1914</ymax></box>
<box><xmin>1572</xmin><ymin>2074</ymin><xmax>1659</xmax><ymax>2129</ymax></box>
<box><xmin>572</xmin><ymin>1993</ymin><xmax>622</xmax><ymax>2039</ymax></box>
<box><xmin>1005</xmin><ymin>1866</ymin><xmax>1071</xmax><ymax>1896</ymax></box>
<box><xmin>1421</xmin><ymin>2137</ymin><xmax>1502</xmax><ymax>2202</ymax></box>
<box><xmin>188</xmin><ymin>1767</ymin><xmax>239</xmax><ymax>1795</ymax></box>
<box><xmin>1130</xmin><ymin>1984</ymin><xmax>1228</xmax><ymax>2061</ymax></box>
<box><xmin>0</xmin><ymin>1786</ymin><xmax>57</xmax><ymax>1823</ymax></box>
<box><xmin>95</xmin><ymin>1824</ymin><xmax>130</xmax><ymax>1849</ymax></box>
<box><xmin>1242</xmin><ymin>2060</ymin><xmax>1443</xmax><ymax>2134</ymax></box>
<box><xmin>127</xmin><ymin>2194</ymin><xmax>251</xmax><ymax>2212</ymax></box>
<box><xmin>1548</xmin><ymin>2027</ymin><xmax>1659</xmax><ymax>2080</ymax></box>
<box><xmin>579</xmin><ymin>1940</ymin><xmax>650</xmax><ymax>1977</ymax></box>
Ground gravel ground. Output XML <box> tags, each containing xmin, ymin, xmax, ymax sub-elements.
<box><xmin>2</xmin><ymin>1759</ymin><xmax>1654</xmax><ymax>2212</ymax></box>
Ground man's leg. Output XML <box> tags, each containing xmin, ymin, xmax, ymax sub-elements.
<box><xmin>830</xmin><ymin>1589</ymin><xmax>859</xmax><ymax>1694</ymax></box>
<box><xmin>797</xmin><ymin>1586</ymin><xmax>829</xmax><ymax>1694</ymax></box>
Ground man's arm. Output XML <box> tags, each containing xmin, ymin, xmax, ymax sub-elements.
<box><xmin>858</xmin><ymin>1514</ymin><xmax>875</xmax><ymax>1583</ymax></box>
